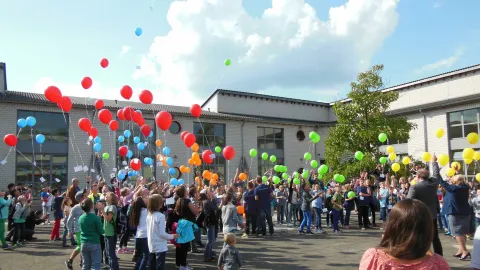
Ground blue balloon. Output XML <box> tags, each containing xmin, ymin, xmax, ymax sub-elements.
<box><xmin>166</xmin><ymin>157</ymin><xmax>173</xmax><ymax>166</ymax></box>
<box><xmin>93</xmin><ymin>143</ymin><xmax>102</xmax><ymax>152</ymax></box>
<box><xmin>169</xmin><ymin>167</ymin><xmax>176</xmax><ymax>175</ymax></box>
<box><xmin>148</xmin><ymin>131</ymin><xmax>153</xmax><ymax>138</ymax></box>
<box><xmin>178</xmin><ymin>179</ymin><xmax>184</xmax><ymax>185</ymax></box>
<box><xmin>136</xmin><ymin>110</ymin><xmax>142</xmax><ymax>115</ymax></box>
<box><xmin>132</xmin><ymin>171</ymin><xmax>139</xmax><ymax>176</ymax></box>
<box><xmin>135</xmin><ymin>27</ymin><xmax>142</xmax><ymax>36</ymax></box>
<box><xmin>118</xmin><ymin>135</ymin><xmax>125</xmax><ymax>143</ymax></box>
<box><xmin>137</xmin><ymin>142</ymin><xmax>145</xmax><ymax>151</ymax></box>
<box><xmin>118</xmin><ymin>173</ymin><xmax>126</xmax><ymax>180</ymax></box>
<box><xmin>26</xmin><ymin>116</ymin><xmax>36</xmax><ymax>127</ymax></box>
<box><xmin>170</xmin><ymin>178</ymin><xmax>178</xmax><ymax>186</ymax></box>
<box><xmin>162</xmin><ymin>147</ymin><xmax>170</xmax><ymax>156</ymax></box>
<box><xmin>124</xmin><ymin>130</ymin><xmax>131</xmax><ymax>138</ymax></box>
<box><xmin>17</xmin><ymin>118</ymin><xmax>27</xmax><ymax>128</ymax></box>
<box><xmin>133</xmin><ymin>136</ymin><xmax>140</xmax><ymax>144</ymax></box>
<box><xmin>126</xmin><ymin>150</ymin><xmax>133</xmax><ymax>158</ymax></box>
<box><xmin>144</xmin><ymin>157</ymin><xmax>153</xmax><ymax>165</ymax></box>
<box><xmin>128</xmin><ymin>171</ymin><xmax>133</xmax><ymax>177</ymax></box>
<box><xmin>35</xmin><ymin>134</ymin><xmax>45</xmax><ymax>144</ymax></box>
<box><xmin>94</xmin><ymin>136</ymin><xmax>102</xmax><ymax>144</ymax></box>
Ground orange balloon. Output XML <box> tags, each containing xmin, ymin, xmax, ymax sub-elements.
<box><xmin>202</xmin><ymin>170</ymin><xmax>211</xmax><ymax>179</ymax></box>
<box><xmin>195</xmin><ymin>176</ymin><xmax>201</xmax><ymax>183</ymax></box>
<box><xmin>237</xmin><ymin>206</ymin><xmax>245</xmax><ymax>215</ymax></box>
<box><xmin>156</xmin><ymin>154</ymin><xmax>162</xmax><ymax>161</ymax></box>
<box><xmin>192</xmin><ymin>152</ymin><xmax>199</xmax><ymax>159</ymax></box>
<box><xmin>191</xmin><ymin>143</ymin><xmax>199</xmax><ymax>152</ymax></box>
<box><xmin>194</xmin><ymin>159</ymin><xmax>201</xmax><ymax>166</ymax></box>
<box><xmin>210</xmin><ymin>179</ymin><xmax>217</xmax><ymax>185</ymax></box>
<box><xmin>188</xmin><ymin>158</ymin><xmax>194</xmax><ymax>165</ymax></box>
<box><xmin>155</xmin><ymin>139</ymin><xmax>162</xmax><ymax>147</ymax></box>
<box><xmin>212</xmin><ymin>173</ymin><xmax>219</xmax><ymax>181</ymax></box>
<box><xmin>239</xmin><ymin>173</ymin><xmax>247</xmax><ymax>181</ymax></box>
<box><xmin>243</xmin><ymin>213</ymin><xmax>246</xmax><ymax>219</ymax></box>
<box><xmin>185</xmin><ymin>167</ymin><xmax>191</xmax><ymax>174</ymax></box>
<box><xmin>179</xmin><ymin>165</ymin><xmax>186</xmax><ymax>173</ymax></box>
<box><xmin>162</xmin><ymin>160</ymin><xmax>167</xmax><ymax>167</ymax></box>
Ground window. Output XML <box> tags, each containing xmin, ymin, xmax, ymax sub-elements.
<box><xmin>296</xmin><ymin>130</ymin><xmax>305</xmax><ymax>141</ymax></box>
<box><xmin>169</xmin><ymin>121</ymin><xmax>182</xmax><ymax>134</ymax></box>
<box><xmin>257</xmin><ymin>127</ymin><xmax>284</xmax><ymax>175</ymax></box>
<box><xmin>448</xmin><ymin>109</ymin><xmax>480</xmax><ymax>139</ymax></box>
<box><xmin>17</xmin><ymin>111</ymin><xmax>68</xmax><ymax>142</ymax></box>
<box><xmin>450</xmin><ymin>150</ymin><xmax>479</xmax><ymax>178</ymax></box>
<box><xmin>193</xmin><ymin>122</ymin><xmax>226</xmax><ymax>180</ymax></box>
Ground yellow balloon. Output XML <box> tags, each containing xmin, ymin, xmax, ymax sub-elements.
<box><xmin>446</xmin><ymin>168</ymin><xmax>456</xmax><ymax>177</ymax></box>
<box><xmin>476</xmin><ymin>173</ymin><xmax>480</xmax><ymax>182</ymax></box>
<box><xmin>463</xmin><ymin>148</ymin><xmax>475</xmax><ymax>159</ymax></box>
<box><xmin>422</xmin><ymin>152</ymin><xmax>432</xmax><ymax>162</ymax></box>
<box><xmin>467</xmin><ymin>132</ymin><xmax>479</xmax><ymax>144</ymax></box>
<box><xmin>435</xmin><ymin>128</ymin><xmax>445</xmax><ymax>139</ymax></box>
<box><xmin>465</xmin><ymin>158</ymin><xmax>473</xmax><ymax>165</ymax></box>
<box><xmin>388</xmin><ymin>152</ymin><xmax>397</xmax><ymax>161</ymax></box>
<box><xmin>411</xmin><ymin>179</ymin><xmax>417</xmax><ymax>185</ymax></box>
<box><xmin>391</xmin><ymin>163</ymin><xmax>400</xmax><ymax>172</ymax></box>
<box><xmin>451</xmin><ymin>161</ymin><xmax>462</xmax><ymax>170</ymax></box>
<box><xmin>402</xmin><ymin>156</ymin><xmax>411</xmax><ymax>165</ymax></box>
<box><xmin>474</xmin><ymin>151</ymin><xmax>480</xmax><ymax>161</ymax></box>
<box><xmin>386</xmin><ymin>146</ymin><xmax>395</xmax><ymax>154</ymax></box>
<box><xmin>437</xmin><ymin>154</ymin><xmax>449</xmax><ymax>167</ymax></box>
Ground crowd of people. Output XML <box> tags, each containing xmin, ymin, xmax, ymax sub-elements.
<box><xmin>1</xmin><ymin>156</ymin><xmax>480</xmax><ymax>269</ymax></box>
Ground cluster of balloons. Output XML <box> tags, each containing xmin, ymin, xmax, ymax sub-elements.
<box><xmin>17</xmin><ymin>116</ymin><xmax>37</xmax><ymax>129</ymax></box>
<box><xmin>198</xmin><ymin>170</ymin><xmax>220</xmax><ymax>185</ymax></box>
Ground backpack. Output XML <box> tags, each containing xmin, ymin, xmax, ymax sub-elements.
<box><xmin>115</xmin><ymin>206</ymin><xmax>126</xmax><ymax>235</ymax></box>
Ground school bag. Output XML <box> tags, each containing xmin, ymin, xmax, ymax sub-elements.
<box><xmin>115</xmin><ymin>206</ymin><xmax>126</xmax><ymax>235</ymax></box>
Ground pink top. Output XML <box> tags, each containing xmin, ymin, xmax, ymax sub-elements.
<box><xmin>359</xmin><ymin>248</ymin><xmax>450</xmax><ymax>270</ymax></box>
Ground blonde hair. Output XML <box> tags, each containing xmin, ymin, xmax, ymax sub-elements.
<box><xmin>453</xmin><ymin>175</ymin><xmax>466</xmax><ymax>186</ymax></box>
<box><xmin>224</xmin><ymin>233</ymin><xmax>236</xmax><ymax>245</ymax></box>
<box><xmin>147</xmin><ymin>194</ymin><xmax>164</xmax><ymax>213</ymax></box>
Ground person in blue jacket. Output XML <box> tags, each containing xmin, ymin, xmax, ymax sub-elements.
<box><xmin>0</xmin><ymin>191</ymin><xmax>13</xmax><ymax>249</ymax></box>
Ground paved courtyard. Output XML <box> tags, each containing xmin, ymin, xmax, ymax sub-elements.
<box><xmin>0</xmin><ymin>222</ymin><xmax>472</xmax><ymax>270</ymax></box>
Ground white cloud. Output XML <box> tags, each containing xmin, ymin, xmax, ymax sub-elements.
<box><xmin>120</xmin><ymin>45</ymin><xmax>131</xmax><ymax>58</ymax></box>
<box><xmin>414</xmin><ymin>48</ymin><xmax>464</xmax><ymax>74</ymax></box>
<box><xmin>133</xmin><ymin>0</ymin><xmax>400</xmax><ymax>105</ymax></box>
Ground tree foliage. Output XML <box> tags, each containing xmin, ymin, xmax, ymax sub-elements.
<box><xmin>325</xmin><ymin>64</ymin><xmax>416</xmax><ymax>178</ymax></box>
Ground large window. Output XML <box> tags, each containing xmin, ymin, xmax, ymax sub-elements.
<box><xmin>18</xmin><ymin>111</ymin><xmax>68</xmax><ymax>142</ymax></box>
<box><xmin>448</xmin><ymin>109</ymin><xmax>480</xmax><ymax>139</ymax></box>
<box><xmin>257</xmin><ymin>127</ymin><xmax>284</xmax><ymax>175</ymax></box>
<box><xmin>451</xmin><ymin>150</ymin><xmax>479</xmax><ymax>179</ymax></box>
<box><xmin>193</xmin><ymin>122</ymin><xmax>226</xmax><ymax>181</ymax></box>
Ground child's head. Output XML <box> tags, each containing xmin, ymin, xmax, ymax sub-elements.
<box><xmin>52</xmin><ymin>188</ymin><xmax>60</xmax><ymax>196</ymax></box>
<box><xmin>334</xmin><ymin>185</ymin><xmax>340</xmax><ymax>193</ymax></box>
<box><xmin>279</xmin><ymin>185</ymin><xmax>285</xmax><ymax>191</ymax></box>
<box><xmin>17</xmin><ymin>195</ymin><xmax>26</xmax><ymax>203</ymax></box>
<box><xmin>379</xmin><ymin>182</ymin><xmax>385</xmax><ymax>188</ymax></box>
<box><xmin>106</xmin><ymin>192</ymin><xmax>118</xmax><ymax>206</ymax></box>
<box><xmin>224</xmin><ymin>232</ymin><xmax>236</xmax><ymax>246</ymax></box>
<box><xmin>147</xmin><ymin>194</ymin><xmax>163</xmax><ymax>213</ymax></box>
<box><xmin>476</xmin><ymin>188</ymin><xmax>480</xmax><ymax>197</ymax></box>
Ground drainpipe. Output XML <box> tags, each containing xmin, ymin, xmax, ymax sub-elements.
<box><xmin>419</xmin><ymin>109</ymin><xmax>428</xmax><ymax>152</ymax></box>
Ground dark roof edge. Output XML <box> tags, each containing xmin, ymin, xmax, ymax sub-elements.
<box><xmin>217</xmin><ymin>111</ymin><xmax>336</xmax><ymax>126</ymax></box>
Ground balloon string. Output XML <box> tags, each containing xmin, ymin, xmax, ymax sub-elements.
<box><xmin>108</xmin><ymin>130</ymin><xmax>116</xmax><ymax>171</ymax></box>
<box><xmin>60</xmin><ymin>109</ymin><xmax>82</xmax><ymax>166</ymax></box>
<box><xmin>17</xmin><ymin>149</ymin><xmax>47</xmax><ymax>174</ymax></box>
<box><xmin>4</xmin><ymin>147</ymin><xmax>14</xmax><ymax>161</ymax></box>
<box><xmin>30</xmin><ymin>128</ymin><xmax>36</xmax><ymax>166</ymax></box>
<box><xmin>40</xmin><ymin>145</ymin><xmax>43</xmax><ymax>176</ymax></box>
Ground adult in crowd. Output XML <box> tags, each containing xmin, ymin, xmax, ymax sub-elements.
<box><xmin>356</xmin><ymin>179</ymin><xmax>370</xmax><ymax>230</ymax></box>
<box><xmin>359</xmin><ymin>199</ymin><xmax>449</xmax><ymax>269</ymax></box>
<box><xmin>68</xmin><ymin>178</ymin><xmax>82</xmax><ymax>206</ymax></box>
<box><xmin>441</xmin><ymin>173</ymin><xmax>471</xmax><ymax>260</ymax></box>
<box><xmin>406</xmin><ymin>154</ymin><xmax>443</xmax><ymax>256</ymax></box>
<box><xmin>254</xmin><ymin>176</ymin><xmax>274</xmax><ymax>237</ymax></box>
<box><xmin>79</xmin><ymin>197</ymin><xmax>104</xmax><ymax>270</ymax></box>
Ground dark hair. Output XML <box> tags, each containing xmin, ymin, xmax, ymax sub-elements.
<box><xmin>378</xmin><ymin>199</ymin><xmax>433</xmax><ymax>260</ymax></box>
<box><xmin>223</xmin><ymin>192</ymin><xmax>233</xmax><ymax>204</ymax></box>
<box><xmin>80</xmin><ymin>198</ymin><xmax>93</xmax><ymax>213</ymax></box>
<box><xmin>7</xmin><ymin>183</ymin><xmax>14</xmax><ymax>189</ymax></box>
<box><xmin>199</xmin><ymin>193</ymin><xmax>208</xmax><ymax>202</ymax></box>
<box><xmin>188</xmin><ymin>187</ymin><xmax>197</xmax><ymax>198</ymax></box>
<box><xmin>130</xmin><ymin>196</ymin><xmax>147</xmax><ymax>227</ymax></box>
<box><xmin>256</xmin><ymin>176</ymin><xmax>262</xmax><ymax>184</ymax></box>
<box><xmin>176</xmin><ymin>186</ymin><xmax>186</xmax><ymax>199</ymax></box>
<box><xmin>52</xmin><ymin>188</ymin><xmax>59</xmax><ymax>196</ymax></box>
<box><xmin>247</xmin><ymin>181</ymin><xmax>254</xmax><ymax>189</ymax></box>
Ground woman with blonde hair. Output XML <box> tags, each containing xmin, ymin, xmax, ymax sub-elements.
<box><xmin>441</xmin><ymin>174</ymin><xmax>471</xmax><ymax>260</ymax></box>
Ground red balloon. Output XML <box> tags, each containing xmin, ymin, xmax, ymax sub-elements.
<box><xmin>117</xmin><ymin>109</ymin><xmax>126</xmax><ymax>121</ymax></box>
<box><xmin>78</xmin><ymin>118</ymin><xmax>92</xmax><ymax>132</ymax></box>
<box><xmin>180</xmin><ymin>131</ymin><xmax>188</xmax><ymax>141</ymax></box>
<box><xmin>223</xmin><ymin>146</ymin><xmax>235</xmax><ymax>160</ymax></box>
<box><xmin>4</xmin><ymin>134</ymin><xmax>18</xmax><ymax>147</ymax></box>
<box><xmin>123</xmin><ymin>106</ymin><xmax>134</xmax><ymax>121</ymax></box>
<box><xmin>184</xmin><ymin>133</ymin><xmax>196</xmax><ymax>148</ymax></box>
<box><xmin>130</xmin><ymin>158</ymin><xmax>141</xmax><ymax>171</ymax></box>
<box><xmin>136</xmin><ymin>117</ymin><xmax>145</xmax><ymax>127</ymax></box>
<box><xmin>57</xmin><ymin>96</ymin><xmax>72</xmax><ymax>112</ymax></box>
<box><xmin>88</xmin><ymin>127</ymin><xmax>98</xmax><ymax>138</ymax></box>
<box><xmin>98</xmin><ymin>109</ymin><xmax>112</xmax><ymax>125</ymax></box>
<box><xmin>139</xmin><ymin>90</ymin><xmax>153</xmax><ymax>104</ymax></box>
<box><xmin>44</xmin><ymin>86</ymin><xmax>62</xmax><ymax>103</ymax></box>
<box><xmin>190</xmin><ymin>104</ymin><xmax>202</xmax><ymax>118</ymax></box>
<box><xmin>81</xmin><ymin>77</ymin><xmax>93</xmax><ymax>90</ymax></box>
<box><xmin>120</xmin><ymin>85</ymin><xmax>133</xmax><ymax>100</ymax></box>
<box><xmin>140</xmin><ymin>124</ymin><xmax>151</xmax><ymax>137</ymax></box>
<box><xmin>202</xmin><ymin>150</ymin><xmax>213</xmax><ymax>164</ymax></box>
<box><xmin>100</xmin><ymin>58</ymin><xmax>109</xmax><ymax>68</ymax></box>
<box><xmin>119</xmin><ymin>146</ymin><xmax>128</xmax><ymax>157</ymax></box>
<box><xmin>155</xmin><ymin>111</ymin><xmax>172</xmax><ymax>131</ymax></box>
<box><xmin>132</xmin><ymin>111</ymin><xmax>143</xmax><ymax>124</ymax></box>
<box><xmin>109</xmin><ymin>120</ymin><xmax>119</xmax><ymax>131</ymax></box>
<box><xmin>95</xmin><ymin>100</ymin><xmax>104</xmax><ymax>110</ymax></box>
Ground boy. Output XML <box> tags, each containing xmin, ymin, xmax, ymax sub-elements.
<box><xmin>218</xmin><ymin>233</ymin><xmax>242</xmax><ymax>270</ymax></box>
<box><xmin>275</xmin><ymin>185</ymin><xmax>287</xmax><ymax>225</ymax></box>
<box><xmin>12</xmin><ymin>195</ymin><xmax>31</xmax><ymax>247</ymax></box>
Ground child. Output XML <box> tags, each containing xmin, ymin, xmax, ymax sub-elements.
<box><xmin>218</xmin><ymin>233</ymin><xmax>242</xmax><ymax>270</ymax></box>
<box><xmin>102</xmin><ymin>192</ymin><xmax>119</xmax><ymax>270</ymax></box>
<box><xmin>40</xmin><ymin>188</ymin><xmax>50</xmax><ymax>224</ymax></box>
<box><xmin>311</xmin><ymin>184</ymin><xmax>325</xmax><ymax>233</ymax></box>
<box><xmin>275</xmin><ymin>186</ymin><xmax>287</xmax><ymax>225</ymax></box>
<box><xmin>0</xmin><ymin>191</ymin><xmax>13</xmax><ymax>249</ymax></box>
<box><xmin>61</xmin><ymin>197</ymin><xmax>76</xmax><ymax>247</ymax></box>
<box><xmin>50</xmin><ymin>189</ymin><xmax>64</xmax><ymax>241</ymax></box>
<box><xmin>12</xmin><ymin>195</ymin><xmax>31</xmax><ymax>247</ymax></box>
<box><xmin>325</xmin><ymin>189</ymin><xmax>333</xmax><ymax>228</ymax></box>
<box><xmin>377</xmin><ymin>182</ymin><xmax>389</xmax><ymax>225</ymax></box>
<box><xmin>385</xmin><ymin>186</ymin><xmax>398</xmax><ymax>218</ymax></box>
<box><xmin>146</xmin><ymin>194</ymin><xmax>178</xmax><ymax>270</ymax></box>
<box><xmin>331</xmin><ymin>185</ymin><xmax>343</xmax><ymax>234</ymax></box>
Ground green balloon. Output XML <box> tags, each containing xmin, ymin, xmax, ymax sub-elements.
<box><xmin>310</xmin><ymin>160</ymin><xmax>318</xmax><ymax>168</ymax></box>
<box><xmin>334</xmin><ymin>174</ymin><xmax>345</xmax><ymax>183</ymax></box>
<box><xmin>293</xmin><ymin>178</ymin><xmax>300</xmax><ymax>185</ymax></box>
<box><xmin>378</xmin><ymin>133</ymin><xmax>388</xmax><ymax>143</ymax></box>
<box><xmin>272</xmin><ymin>176</ymin><xmax>281</xmax><ymax>184</ymax></box>
<box><xmin>224</xmin><ymin>58</ymin><xmax>231</xmax><ymax>66</ymax></box>
<box><xmin>304</xmin><ymin>152</ymin><xmax>312</xmax><ymax>161</ymax></box>
<box><xmin>302</xmin><ymin>170</ymin><xmax>309</xmax><ymax>179</ymax></box>
<box><xmin>379</xmin><ymin>157</ymin><xmax>387</xmax><ymax>164</ymax></box>
<box><xmin>347</xmin><ymin>191</ymin><xmax>356</xmax><ymax>199</ymax></box>
<box><xmin>262</xmin><ymin>176</ymin><xmax>268</xmax><ymax>183</ymax></box>
<box><xmin>283</xmin><ymin>166</ymin><xmax>288</xmax><ymax>173</ymax></box>
<box><xmin>293</xmin><ymin>172</ymin><xmax>299</xmax><ymax>178</ymax></box>
<box><xmin>282</xmin><ymin>173</ymin><xmax>288</xmax><ymax>179</ymax></box>
<box><xmin>274</xmin><ymin>165</ymin><xmax>281</xmax><ymax>172</ymax></box>
<box><xmin>270</xmin><ymin>155</ymin><xmax>276</xmax><ymax>163</ymax></box>
<box><xmin>308</xmin><ymin>131</ymin><xmax>318</xmax><ymax>140</ymax></box>
<box><xmin>249</xmin><ymin>149</ymin><xmax>257</xmax><ymax>157</ymax></box>
<box><xmin>312</xmin><ymin>134</ymin><xmax>320</xmax><ymax>144</ymax></box>
<box><xmin>318</xmin><ymin>164</ymin><xmax>328</xmax><ymax>175</ymax></box>
<box><xmin>102</xmin><ymin>153</ymin><xmax>110</xmax><ymax>160</ymax></box>
<box><xmin>215</xmin><ymin>146</ymin><xmax>222</xmax><ymax>153</ymax></box>
<box><xmin>355</xmin><ymin>151</ymin><xmax>364</xmax><ymax>161</ymax></box>
<box><xmin>261</xmin><ymin>152</ymin><xmax>268</xmax><ymax>160</ymax></box>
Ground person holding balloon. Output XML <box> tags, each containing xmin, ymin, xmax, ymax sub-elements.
<box><xmin>343</xmin><ymin>184</ymin><xmax>355</xmax><ymax>229</ymax></box>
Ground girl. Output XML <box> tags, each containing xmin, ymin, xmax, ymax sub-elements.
<box><xmin>102</xmin><ymin>192</ymin><xmax>119</xmax><ymax>270</ymax></box>
<box><xmin>147</xmin><ymin>194</ymin><xmax>178</xmax><ymax>270</ymax></box>
<box><xmin>311</xmin><ymin>184</ymin><xmax>324</xmax><ymax>233</ymax></box>
<box><xmin>174</xmin><ymin>186</ymin><xmax>198</xmax><ymax>270</ymax></box>
<box><xmin>377</xmin><ymin>182</ymin><xmax>389</xmax><ymax>225</ymax></box>
<box><xmin>12</xmin><ymin>195</ymin><xmax>30</xmax><ymax>247</ymax></box>
<box><xmin>299</xmin><ymin>185</ymin><xmax>320</xmax><ymax>234</ymax></box>
<box><xmin>62</xmin><ymin>197</ymin><xmax>76</xmax><ymax>247</ymax></box>
<box><xmin>221</xmin><ymin>192</ymin><xmax>239</xmax><ymax>247</ymax></box>
<box><xmin>130</xmin><ymin>196</ymin><xmax>149</xmax><ymax>270</ymax></box>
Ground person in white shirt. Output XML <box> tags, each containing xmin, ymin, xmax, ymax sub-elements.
<box><xmin>146</xmin><ymin>194</ymin><xmax>178</xmax><ymax>270</ymax></box>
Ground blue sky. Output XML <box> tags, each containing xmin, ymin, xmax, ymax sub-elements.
<box><xmin>0</xmin><ymin>0</ymin><xmax>479</xmax><ymax>104</ymax></box>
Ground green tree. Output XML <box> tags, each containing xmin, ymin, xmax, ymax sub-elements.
<box><xmin>325</xmin><ymin>64</ymin><xmax>416</xmax><ymax>178</ymax></box>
